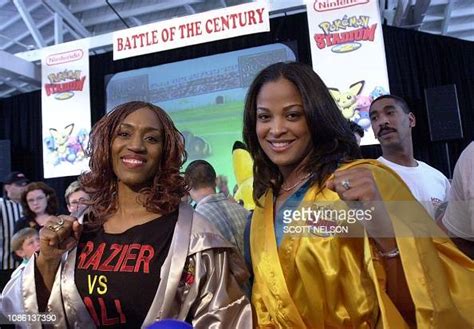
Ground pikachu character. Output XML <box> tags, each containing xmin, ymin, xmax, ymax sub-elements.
<box><xmin>232</xmin><ymin>141</ymin><xmax>255</xmax><ymax>210</ymax></box>
<box><xmin>328</xmin><ymin>81</ymin><xmax>365</xmax><ymax>120</ymax></box>
<box><xmin>49</xmin><ymin>123</ymin><xmax>75</xmax><ymax>157</ymax></box>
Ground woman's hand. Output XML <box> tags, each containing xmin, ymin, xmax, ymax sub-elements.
<box><xmin>36</xmin><ymin>215</ymin><xmax>82</xmax><ymax>294</ymax></box>
<box><xmin>326</xmin><ymin>166</ymin><xmax>396</xmax><ymax>251</ymax></box>
<box><xmin>326</xmin><ymin>166</ymin><xmax>382</xmax><ymax>202</ymax></box>
<box><xmin>327</xmin><ymin>166</ymin><xmax>415</xmax><ymax>322</ymax></box>
<box><xmin>39</xmin><ymin>215</ymin><xmax>82</xmax><ymax>261</ymax></box>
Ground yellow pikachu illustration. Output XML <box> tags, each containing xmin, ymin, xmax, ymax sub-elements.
<box><xmin>328</xmin><ymin>81</ymin><xmax>365</xmax><ymax>119</ymax></box>
<box><xmin>49</xmin><ymin>123</ymin><xmax>75</xmax><ymax>156</ymax></box>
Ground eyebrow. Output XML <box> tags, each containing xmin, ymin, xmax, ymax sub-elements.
<box><xmin>256</xmin><ymin>104</ymin><xmax>304</xmax><ymax>111</ymax></box>
<box><xmin>369</xmin><ymin>105</ymin><xmax>397</xmax><ymax>114</ymax></box>
<box><xmin>118</xmin><ymin>123</ymin><xmax>161</xmax><ymax>132</ymax></box>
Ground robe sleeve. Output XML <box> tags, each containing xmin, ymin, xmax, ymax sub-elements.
<box><xmin>179</xmin><ymin>248</ymin><xmax>253</xmax><ymax>329</ymax></box>
<box><xmin>1</xmin><ymin>253</ymin><xmax>69</xmax><ymax>329</ymax></box>
<box><xmin>367</xmin><ymin>162</ymin><xmax>474</xmax><ymax>328</ymax></box>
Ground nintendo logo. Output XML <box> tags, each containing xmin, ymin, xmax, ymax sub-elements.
<box><xmin>313</xmin><ymin>0</ymin><xmax>369</xmax><ymax>12</ymax></box>
<box><xmin>46</xmin><ymin>49</ymin><xmax>84</xmax><ymax>66</ymax></box>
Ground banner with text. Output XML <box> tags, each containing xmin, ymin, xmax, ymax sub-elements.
<box><xmin>306</xmin><ymin>0</ymin><xmax>389</xmax><ymax>145</ymax></box>
<box><xmin>41</xmin><ymin>39</ymin><xmax>91</xmax><ymax>178</ymax></box>
<box><xmin>113</xmin><ymin>1</ymin><xmax>270</xmax><ymax>60</ymax></box>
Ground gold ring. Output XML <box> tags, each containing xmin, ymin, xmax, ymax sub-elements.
<box><xmin>47</xmin><ymin>217</ymin><xmax>65</xmax><ymax>232</ymax></box>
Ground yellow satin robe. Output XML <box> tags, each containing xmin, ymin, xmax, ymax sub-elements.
<box><xmin>251</xmin><ymin>160</ymin><xmax>474</xmax><ymax>328</ymax></box>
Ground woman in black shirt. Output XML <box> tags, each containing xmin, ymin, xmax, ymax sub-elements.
<box><xmin>2</xmin><ymin>101</ymin><xmax>251</xmax><ymax>328</ymax></box>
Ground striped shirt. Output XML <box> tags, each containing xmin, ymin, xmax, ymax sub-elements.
<box><xmin>0</xmin><ymin>198</ymin><xmax>22</xmax><ymax>270</ymax></box>
<box><xmin>195</xmin><ymin>193</ymin><xmax>249</xmax><ymax>255</ymax></box>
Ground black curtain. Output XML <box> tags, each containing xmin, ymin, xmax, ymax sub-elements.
<box><xmin>0</xmin><ymin>90</ymin><xmax>78</xmax><ymax>212</ymax></box>
<box><xmin>380</xmin><ymin>25</ymin><xmax>474</xmax><ymax>176</ymax></box>
<box><xmin>1</xmin><ymin>13</ymin><xmax>473</xmax><ymax>212</ymax></box>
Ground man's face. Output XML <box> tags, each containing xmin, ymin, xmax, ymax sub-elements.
<box><xmin>369</xmin><ymin>98</ymin><xmax>415</xmax><ymax>149</ymax></box>
<box><xmin>4</xmin><ymin>182</ymin><xmax>27</xmax><ymax>202</ymax></box>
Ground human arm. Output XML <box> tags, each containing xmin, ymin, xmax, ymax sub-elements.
<box><xmin>439</xmin><ymin>211</ymin><xmax>474</xmax><ymax>259</ymax></box>
<box><xmin>441</xmin><ymin>146</ymin><xmax>474</xmax><ymax>259</ymax></box>
<box><xmin>35</xmin><ymin>215</ymin><xmax>81</xmax><ymax>311</ymax></box>
<box><xmin>327</xmin><ymin>162</ymin><xmax>474</xmax><ymax>327</ymax></box>
<box><xmin>326</xmin><ymin>166</ymin><xmax>415</xmax><ymax>323</ymax></box>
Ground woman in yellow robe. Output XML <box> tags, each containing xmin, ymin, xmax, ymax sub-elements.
<box><xmin>242</xmin><ymin>62</ymin><xmax>474</xmax><ymax>328</ymax></box>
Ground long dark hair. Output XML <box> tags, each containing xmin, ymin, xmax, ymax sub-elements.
<box><xmin>80</xmin><ymin>101</ymin><xmax>187</xmax><ymax>225</ymax></box>
<box><xmin>21</xmin><ymin>182</ymin><xmax>59</xmax><ymax>220</ymax></box>
<box><xmin>243</xmin><ymin>62</ymin><xmax>361</xmax><ymax>203</ymax></box>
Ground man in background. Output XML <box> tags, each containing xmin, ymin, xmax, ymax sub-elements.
<box><xmin>185</xmin><ymin>160</ymin><xmax>249</xmax><ymax>255</ymax></box>
<box><xmin>0</xmin><ymin>171</ymin><xmax>29</xmax><ymax>289</ymax></box>
<box><xmin>369</xmin><ymin>95</ymin><xmax>450</xmax><ymax>218</ymax></box>
<box><xmin>442</xmin><ymin>142</ymin><xmax>474</xmax><ymax>258</ymax></box>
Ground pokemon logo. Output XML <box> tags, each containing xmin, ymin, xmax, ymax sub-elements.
<box><xmin>48</xmin><ymin>69</ymin><xmax>81</xmax><ymax>82</ymax></box>
<box><xmin>319</xmin><ymin>15</ymin><xmax>370</xmax><ymax>34</ymax></box>
<box><xmin>44</xmin><ymin>69</ymin><xmax>87</xmax><ymax>98</ymax></box>
<box><xmin>314</xmin><ymin>15</ymin><xmax>376</xmax><ymax>52</ymax></box>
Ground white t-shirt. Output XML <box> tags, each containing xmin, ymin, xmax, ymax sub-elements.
<box><xmin>377</xmin><ymin>156</ymin><xmax>451</xmax><ymax>218</ymax></box>
<box><xmin>442</xmin><ymin>142</ymin><xmax>474</xmax><ymax>240</ymax></box>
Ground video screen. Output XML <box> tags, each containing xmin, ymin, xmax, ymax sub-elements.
<box><xmin>105</xmin><ymin>43</ymin><xmax>297</xmax><ymax>189</ymax></box>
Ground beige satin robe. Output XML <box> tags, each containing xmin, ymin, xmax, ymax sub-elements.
<box><xmin>1</xmin><ymin>203</ymin><xmax>252</xmax><ymax>328</ymax></box>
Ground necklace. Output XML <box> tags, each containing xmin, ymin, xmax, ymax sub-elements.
<box><xmin>281</xmin><ymin>173</ymin><xmax>311</xmax><ymax>192</ymax></box>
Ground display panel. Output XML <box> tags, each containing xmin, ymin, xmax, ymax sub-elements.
<box><xmin>105</xmin><ymin>43</ymin><xmax>297</xmax><ymax>189</ymax></box>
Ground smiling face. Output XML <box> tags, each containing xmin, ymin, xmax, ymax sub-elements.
<box><xmin>256</xmin><ymin>78</ymin><xmax>313</xmax><ymax>176</ymax></box>
<box><xmin>26</xmin><ymin>189</ymin><xmax>48</xmax><ymax>216</ymax></box>
<box><xmin>111</xmin><ymin>107</ymin><xmax>163</xmax><ymax>190</ymax></box>
<box><xmin>369</xmin><ymin>97</ymin><xmax>415</xmax><ymax>149</ymax></box>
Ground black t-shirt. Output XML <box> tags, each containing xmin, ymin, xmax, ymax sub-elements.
<box><xmin>75</xmin><ymin>211</ymin><xmax>177</xmax><ymax>328</ymax></box>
